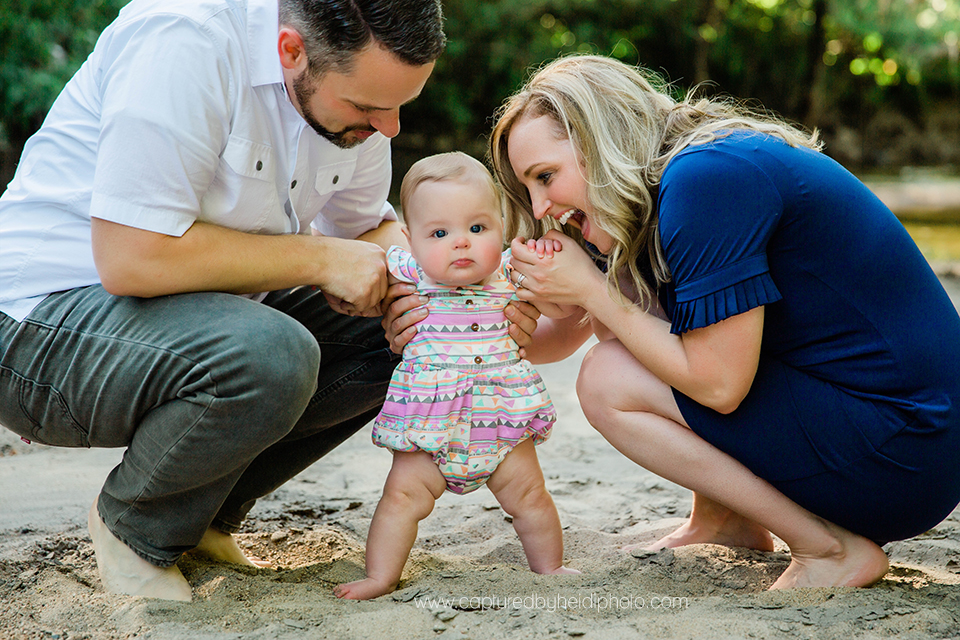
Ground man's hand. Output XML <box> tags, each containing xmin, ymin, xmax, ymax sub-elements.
<box><xmin>381</xmin><ymin>282</ymin><xmax>427</xmax><ymax>354</ymax></box>
<box><xmin>318</xmin><ymin>237</ymin><xmax>389</xmax><ymax>316</ymax></box>
<box><xmin>90</xmin><ymin>217</ymin><xmax>391</xmax><ymax>310</ymax></box>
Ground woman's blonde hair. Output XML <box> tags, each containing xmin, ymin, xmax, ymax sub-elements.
<box><xmin>489</xmin><ymin>54</ymin><xmax>821</xmax><ymax>307</ymax></box>
<box><xmin>400</xmin><ymin>151</ymin><xmax>502</xmax><ymax>228</ymax></box>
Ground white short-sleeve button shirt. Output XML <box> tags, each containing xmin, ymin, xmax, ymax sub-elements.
<box><xmin>0</xmin><ymin>0</ymin><xmax>397</xmax><ymax>321</ymax></box>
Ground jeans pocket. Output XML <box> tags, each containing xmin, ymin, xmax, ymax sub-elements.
<box><xmin>0</xmin><ymin>368</ymin><xmax>89</xmax><ymax>447</ymax></box>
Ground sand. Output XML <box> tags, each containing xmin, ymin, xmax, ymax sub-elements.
<box><xmin>3</xmin><ymin>277</ymin><xmax>960</xmax><ymax>640</ymax></box>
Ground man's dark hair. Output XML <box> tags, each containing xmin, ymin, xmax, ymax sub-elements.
<box><xmin>279</xmin><ymin>0</ymin><xmax>446</xmax><ymax>76</ymax></box>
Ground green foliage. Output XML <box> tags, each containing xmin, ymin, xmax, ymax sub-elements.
<box><xmin>1</xmin><ymin>0</ymin><xmax>957</xmax><ymax>176</ymax></box>
<box><xmin>397</xmin><ymin>0</ymin><xmax>960</xmax><ymax>177</ymax></box>
<box><xmin>0</xmin><ymin>0</ymin><xmax>129</xmax><ymax>145</ymax></box>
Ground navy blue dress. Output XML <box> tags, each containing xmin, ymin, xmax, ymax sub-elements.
<box><xmin>656</xmin><ymin>131</ymin><xmax>960</xmax><ymax>544</ymax></box>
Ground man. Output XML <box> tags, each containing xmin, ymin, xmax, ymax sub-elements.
<box><xmin>0</xmin><ymin>0</ymin><xmax>444</xmax><ymax>601</ymax></box>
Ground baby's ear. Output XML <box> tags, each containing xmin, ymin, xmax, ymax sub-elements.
<box><xmin>401</xmin><ymin>224</ymin><xmax>411</xmax><ymax>243</ymax></box>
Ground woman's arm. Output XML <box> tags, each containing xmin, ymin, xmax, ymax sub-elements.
<box><xmin>510</xmin><ymin>233</ymin><xmax>763</xmax><ymax>413</ymax></box>
<box><xmin>521</xmin><ymin>308</ymin><xmax>593</xmax><ymax>364</ymax></box>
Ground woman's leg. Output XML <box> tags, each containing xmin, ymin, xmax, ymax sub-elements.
<box><xmin>486</xmin><ymin>438</ymin><xmax>579</xmax><ymax>575</ymax></box>
<box><xmin>577</xmin><ymin>339</ymin><xmax>889</xmax><ymax>589</ymax></box>
<box><xmin>335</xmin><ymin>450</ymin><xmax>447</xmax><ymax>600</ymax></box>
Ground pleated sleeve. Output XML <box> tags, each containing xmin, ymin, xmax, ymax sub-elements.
<box><xmin>658</xmin><ymin>144</ymin><xmax>784</xmax><ymax>335</ymax></box>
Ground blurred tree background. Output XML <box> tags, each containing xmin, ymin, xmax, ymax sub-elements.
<box><xmin>2</xmin><ymin>0</ymin><xmax>958</xmax><ymax>194</ymax></box>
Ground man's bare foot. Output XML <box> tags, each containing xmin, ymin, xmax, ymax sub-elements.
<box><xmin>770</xmin><ymin>525</ymin><xmax>889</xmax><ymax>589</ymax></box>
<box><xmin>644</xmin><ymin>515</ymin><xmax>775</xmax><ymax>552</ymax></box>
<box><xmin>87</xmin><ymin>499</ymin><xmax>192</xmax><ymax>602</ymax></box>
<box><xmin>188</xmin><ymin>527</ymin><xmax>274</xmax><ymax>568</ymax></box>
<box><xmin>334</xmin><ymin>576</ymin><xmax>397</xmax><ymax>600</ymax></box>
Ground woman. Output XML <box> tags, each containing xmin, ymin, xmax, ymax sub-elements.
<box><xmin>485</xmin><ymin>54</ymin><xmax>960</xmax><ymax>589</ymax></box>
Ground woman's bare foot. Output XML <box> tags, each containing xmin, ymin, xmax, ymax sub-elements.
<box><xmin>645</xmin><ymin>514</ymin><xmax>775</xmax><ymax>552</ymax></box>
<box><xmin>770</xmin><ymin>524</ymin><xmax>889</xmax><ymax>589</ymax></box>
<box><xmin>188</xmin><ymin>527</ymin><xmax>274</xmax><ymax>568</ymax></box>
<box><xmin>87</xmin><ymin>499</ymin><xmax>192</xmax><ymax>602</ymax></box>
<box><xmin>334</xmin><ymin>576</ymin><xmax>397</xmax><ymax>600</ymax></box>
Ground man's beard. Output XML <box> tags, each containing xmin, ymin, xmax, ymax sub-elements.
<box><xmin>293</xmin><ymin>71</ymin><xmax>376</xmax><ymax>150</ymax></box>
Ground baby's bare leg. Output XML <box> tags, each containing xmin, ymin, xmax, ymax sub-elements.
<box><xmin>487</xmin><ymin>439</ymin><xmax>579</xmax><ymax>575</ymax></box>
<box><xmin>335</xmin><ymin>451</ymin><xmax>446</xmax><ymax>600</ymax></box>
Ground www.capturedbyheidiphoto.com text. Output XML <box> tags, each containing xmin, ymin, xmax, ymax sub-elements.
<box><xmin>414</xmin><ymin>592</ymin><xmax>692</xmax><ymax>613</ymax></box>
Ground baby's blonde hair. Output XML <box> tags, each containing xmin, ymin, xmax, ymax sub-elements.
<box><xmin>490</xmin><ymin>54</ymin><xmax>820</xmax><ymax>308</ymax></box>
<box><xmin>399</xmin><ymin>151</ymin><xmax>502</xmax><ymax>226</ymax></box>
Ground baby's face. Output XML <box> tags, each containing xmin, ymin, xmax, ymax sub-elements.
<box><xmin>403</xmin><ymin>178</ymin><xmax>504</xmax><ymax>286</ymax></box>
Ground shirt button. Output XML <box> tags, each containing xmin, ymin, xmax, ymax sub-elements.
<box><xmin>291</xmin><ymin>180</ymin><xmax>297</xmax><ymax>189</ymax></box>
<box><xmin>256</xmin><ymin>160</ymin><xmax>263</xmax><ymax>171</ymax></box>
<box><xmin>332</xmin><ymin>174</ymin><xmax>339</xmax><ymax>185</ymax></box>
<box><xmin>471</xmin><ymin>323</ymin><xmax>480</xmax><ymax>331</ymax></box>
<box><xmin>474</xmin><ymin>356</ymin><xmax>482</xmax><ymax>364</ymax></box>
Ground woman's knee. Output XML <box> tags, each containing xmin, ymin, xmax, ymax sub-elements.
<box><xmin>576</xmin><ymin>341</ymin><xmax>628</xmax><ymax>427</ymax></box>
<box><xmin>576</xmin><ymin>339</ymin><xmax>679</xmax><ymax>430</ymax></box>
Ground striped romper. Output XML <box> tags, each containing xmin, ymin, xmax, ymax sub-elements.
<box><xmin>372</xmin><ymin>246</ymin><xmax>557</xmax><ymax>494</ymax></box>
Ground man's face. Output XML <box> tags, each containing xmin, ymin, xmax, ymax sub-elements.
<box><xmin>288</xmin><ymin>44</ymin><xmax>435</xmax><ymax>149</ymax></box>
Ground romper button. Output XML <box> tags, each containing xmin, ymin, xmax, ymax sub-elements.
<box><xmin>290</xmin><ymin>179</ymin><xmax>297</xmax><ymax>189</ymax></box>
<box><xmin>465</xmin><ymin>299</ymin><xmax>473</xmax><ymax>305</ymax></box>
<box><xmin>474</xmin><ymin>356</ymin><xmax>482</xmax><ymax>364</ymax></box>
<box><xmin>471</xmin><ymin>323</ymin><xmax>480</xmax><ymax>331</ymax></box>
<box><xmin>256</xmin><ymin>160</ymin><xmax>263</xmax><ymax>171</ymax></box>
<box><xmin>332</xmin><ymin>174</ymin><xmax>339</xmax><ymax>184</ymax></box>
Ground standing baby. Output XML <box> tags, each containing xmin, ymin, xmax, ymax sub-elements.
<box><xmin>335</xmin><ymin>152</ymin><xmax>578</xmax><ymax>600</ymax></box>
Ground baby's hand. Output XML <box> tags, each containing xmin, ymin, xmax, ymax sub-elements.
<box><xmin>525</xmin><ymin>236</ymin><xmax>563</xmax><ymax>259</ymax></box>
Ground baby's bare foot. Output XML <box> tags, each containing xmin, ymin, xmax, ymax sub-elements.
<box><xmin>189</xmin><ymin>527</ymin><xmax>274</xmax><ymax>568</ymax></box>
<box><xmin>543</xmin><ymin>565</ymin><xmax>581</xmax><ymax>575</ymax></box>
<box><xmin>87</xmin><ymin>499</ymin><xmax>192</xmax><ymax>601</ymax></box>
<box><xmin>334</xmin><ymin>577</ymin><xmax>397</xmax><ymax>600</ymax></box>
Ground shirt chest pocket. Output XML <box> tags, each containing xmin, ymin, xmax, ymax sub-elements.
<box><xmin>294</xmin><ymin>160</ymin><xmax>358</xmax><ymax>224</ymax></box>
<box><xmin>201</xmin><ymin>135</ymin><xmax>282</xmax><ymax>232</ymax></box>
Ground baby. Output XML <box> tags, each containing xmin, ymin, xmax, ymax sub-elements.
<box><xmin>335</xmin><ymin>152</ymin><xmax>578</xmax><ymax>600</ymax></box>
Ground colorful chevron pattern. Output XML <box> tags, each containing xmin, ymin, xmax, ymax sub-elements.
<box><xmin>372</xmin><ymin>246</ymin><xmax>557</xmax><ymax>494</ymax></box>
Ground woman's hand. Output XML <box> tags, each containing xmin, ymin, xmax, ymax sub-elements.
<box><xmin>510</xmin><ymin>231</ymin><xmax>604</xmax><ymax>309</ymax></box>
<box><xmin>380</xmin><ymin>282</ymin><xmax>427</xmax><ymax>354</ymax></box>
<box><xmin>505</xmin><ymin>300</ymin><xmax>541</xmax><ymax>359</ymax></box>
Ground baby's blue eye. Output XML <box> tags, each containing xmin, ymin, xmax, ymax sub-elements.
<box><xmin>432</xmin><ymin>230</ymin><xmax>447</xmax><ymax>238</ymax></box>
<box><xmin>470</xmin><ymin>224</ymin><xmax>483</xmax><ymax>233</ymax></box>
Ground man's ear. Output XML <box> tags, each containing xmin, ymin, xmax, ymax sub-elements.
<box><xmin>278</xmin><ymin>27</ymin><xmax>308</xmax><ymax>71</ymax></box>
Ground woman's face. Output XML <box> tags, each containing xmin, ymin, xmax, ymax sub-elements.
<box><xmin>506</xmin><ymin>114</ymin><xmax>613</xmax><ymax>254</ymax></box>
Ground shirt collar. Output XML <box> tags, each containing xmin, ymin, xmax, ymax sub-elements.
<box><xmin>246</xmin><ymin>0</ymin><xmax>283</xmax><ymax>87</ymax></box>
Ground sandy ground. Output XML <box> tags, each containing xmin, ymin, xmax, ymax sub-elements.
<box><xmin>2</xmin><ymin>276</ymin><xmax>960</xmax><ymax>640</ymax></box>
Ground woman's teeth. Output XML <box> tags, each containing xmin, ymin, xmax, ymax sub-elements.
<box><xmin>557</xmin><ymin>210</ymin><xmax>575</xmax><ymax>224</ymax></box>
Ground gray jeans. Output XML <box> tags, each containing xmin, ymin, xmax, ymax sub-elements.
<box><xmin>0</xmin><ymin>285</ymin><xmax>398</xmax><ymax>567</ymax></box>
